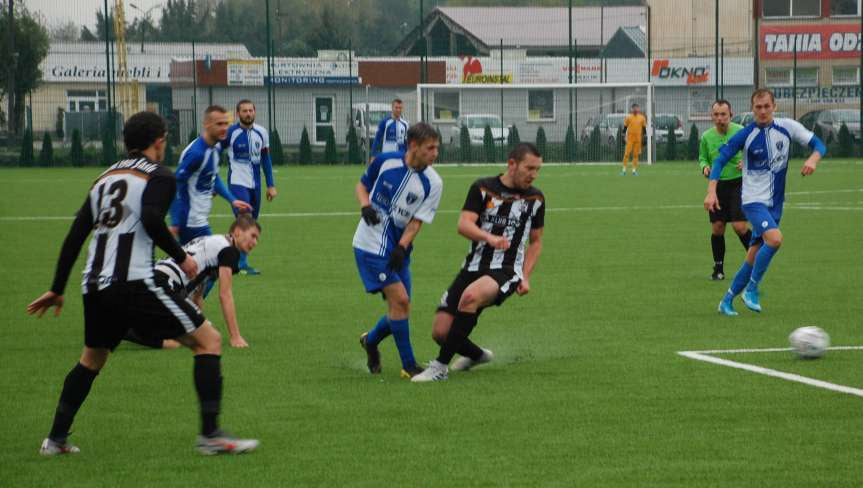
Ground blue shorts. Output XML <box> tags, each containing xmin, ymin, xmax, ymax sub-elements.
<box><xmin>179</xmin><ymin>225</ymin><xmax>212</xmax><ymax>245</ymax></box>
<box><xmin>230</xmin><ymin>184</ymin><xmax>261</xmax><ymax>219</ymax></box>
<box><xmin>743</xmin><ymin>203</ymin><xmax>781</xmax><ymax>246</ymax></box>
<box><xmin>354</xmin><ymin>248</ymin><xmax>412</xmax><ymax>296</ymax></box>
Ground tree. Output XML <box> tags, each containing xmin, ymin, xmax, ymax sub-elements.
<box><xmin>615</xmin><ymin>125</ymin><xmax>626</xmax><ymax>162</ymax></box>
<box><xmin>39</xmin><ymin>132</ymin><xmax>54</xmax><ymax>166</ymax></box>
<box><xmin>664</xmin><ymin>123</ymin><xmax>678</xmax><ymax>161</ymax></box>
<box><xmin>346</xmin><ymin>125</ymin><xmax>361</xmax><ymax>164</ymax></box>
<box><xmin>270</xmin><ymin>129</ymin><xmax>285</xmax><ymax>165</ymax></box>
<box><xmin>188</xmin><ymin>130</ymin><xmax>197</xmax><ymax>143</ymax></box>
<box><xmin>55</xmin><ymin>108</ymin><xmax>65</xmax><ymax>140</ymax></box>
<box><xmin>305</xmin><ymin>3</ymin><xmax>346</xmax><ymax>52</ymax></box>
<box><xmin>102</xmin><ymin>122</ymin><xmax>117</xmax><ymax>166</ymax></box>
<box><xmin>159</xmin><ymin>0</ymin><xmax>210</xmax><ymax>42</ymax></box>
<box><xmin>483</xmin><ymin>124</ymin><xmax>496</xmax><ymax>162</ymax></box>
<box><xmin>299</xmin><ymin>126</ymin><xmax>312</xmax><ymax>164</ymax></box>
<box><xmin>459</xmin><ymin>125</ymin><xmax>472</xmax><ymax>162</ymax></box>
<box><xmin>0</xmin><ymin>3</ymin><xmax>50</xmax><ymax>134</ymax></box>
<box><xmin>324</xmin><ymin>128</ymin><xmax>337</xmax><ymax>164</ymax></box>
<box><xmin>687</xmin><ymin>124</ymin><xmax>699</xmax><ymax>160</ymax></box>
<box><xmin>564</xmin><ymin>124</ymin><xmax>577</xmax><ymax>162</ymax></box>
<box><xmin>48</xmin><ymin>20</ymin><xmax>79</xmax><ymax>42</ymax></box>
<box><xmin>838</xmin><ymin>123</ymin><xmax>853</xmax><ymax>158</ymax></box>
<box><xmin>164</xmin><ymin>141</ymin><xmax>176</xmax><ymax>166</ymax></box>
<box><xmin>69</xmin><ymin>128</ymin><xmax>84</xmax><ymax>166</ymax></box>
<box><xmin>507</xmin><ymin>125</ymin><xmax>521</xmax><ymax>153</ymax></box>
<box><xmin>587</xmin><ymin>125</ymin><xmax>601</xmax><ymax>161</ymax></box>
<box><xmin>535</xmin><ymin>126</ymin><xmax>547</xmax><ymax>158</ymax></box>
<box><xmin>19</xmin><ymin>128</ymin><xmax>33</xmax><ymax>166</ymax></box>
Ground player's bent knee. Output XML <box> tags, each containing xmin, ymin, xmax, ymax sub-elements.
<box><xmin>80</xmin><ymin>347</ymin><xmax>109</xmax><ymax>371</ymax></box>
<box><xmin>189</xmin><ymin>322</ymin><xmax>222</xmax><ymax>355</ymax></box>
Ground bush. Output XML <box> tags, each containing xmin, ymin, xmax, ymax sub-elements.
<box><xmin>838</xmin><ymin>122</ymin><xmax>853</xmax><ymax>158</ymax></box>
<box><xmin>55</xmin><ymin>108</ymin><xmax>65</xmax><ymax>140</ymax></box>
<box><xmin>346</xmin><ymin>125</ymin><xmax>361</xmax><ymax>164</ymax></box>
<box><xmin>535</xmin><ymin>126</ymin><xmax>547</xmax><ymax>158</ymax></box>
<box><xmin>70</xmin><ymin>129</ymin><xmax>84</xmax><ymax>167</ymax></box>
<box><xmin>688</xmin><ymin>124</ymin><xmax>700</xmax><ymax>160</ymax></box>
<box><xmin>664</xmin><ymin>123</ymin><xmax>678</xmax><ymax>161</ymax></box>
<box><xmin>20</xmin><ymin>129</ymin><xmax>34</xmax><ymax>167</ymax></box>
<box><xmin>299</xmin><ymin>127</ymin><xmax>312</xmax><ymax>164</ymax></box>
<box><xmin>564</xmin><ymin>125</ymin><xmax>577</xmax><ymax>162</ymax></box>
<box><xmin>324</xmin><ymin>128</ymin><xmax>337</xmax><ymax>164</ymax></box>
<box><xmin>102</xmin><ymin>127</ymin><xmax>117</xmax><ymax>166</ymax></box>
<box><xmin>164</xmin><ymin>143</ymin><xmax>176</xmax><ymax>166</ymax></box>
<box><xmin>483</xmin><ymin>125</ymin><xmax>496</xmax><ymax>163</ymax></box>
<box><xmin>39</xmin><ymin>132</ymin><xmax>54</xmax><ymax>167</ymax></box>
<box><xmin>507</xmin><ymin>125</ymin><xmax>520</xmax><ymax>154</ymax></box>
<box><xmin>587</xmin><ymin>125</ymin><xmax>601</xmax><ymax>161</ymax></box>
<box><xmin>270</xmin><ymin>129</ymin><xmax>285</xmax><ymax>165</ymax></box>
<box><xmin>459</xmin><ymin>125</ymin><xmax>472</xmax><ymax>162</ymax></box>
<box><xmin>188</xmin><ymin>129</ymin><xmax>197</xmax><ymax>143</ymax></box>
<box><xmin>615</xmin><ymin>126</ymin><xmax>626</xmax><ymax>162</ymax></box>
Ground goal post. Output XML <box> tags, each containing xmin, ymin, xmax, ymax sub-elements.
<box><xmin>416</xmin><ymin>82</ymin><xmax>655</xmax><ymax>164</ymax></box>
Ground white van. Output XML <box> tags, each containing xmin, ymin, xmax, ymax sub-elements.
<box><xmin>351</xmin><ymin>103</ymin><xmax>394</xmax><ymax>149</ymax></box>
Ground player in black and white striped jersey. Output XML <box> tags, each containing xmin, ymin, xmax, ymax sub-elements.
<box><xmin>28</xmin><ymin>111</ymin><xmax>258</xmax><ymax>456</ymax></box>
<box><xmin>412</xmin><ymin>143</ymin><xmax>545</xmax><ymax>383</ymax></box>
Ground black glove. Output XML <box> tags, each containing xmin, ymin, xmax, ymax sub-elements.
<box><xmin>388</xmin><ymin>245</ymin><xmax>407</xmax><ymax>272</ymax></box>
<box><xmin>361</xmin><ymin>205</ymin><xmax>380</xmax><ymax>226</ymax></box>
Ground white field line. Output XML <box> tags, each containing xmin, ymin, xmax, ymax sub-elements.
<box><xmin>786</xmin><ymin>188</ymin><xmax>863</xmax><ymax>196</ymax></box>
<box><xmin>3</xmin><ymin>200</ymin><xmax>859</xmax><ymax>222</ymax></box>
<box><xmin>678</xmin><ymin>346</ymin><xmax>863</xmax><ymax>398</ymax></box>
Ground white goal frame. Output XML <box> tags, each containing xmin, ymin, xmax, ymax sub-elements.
<box><xmin>417</xmin><ymin>82</ymin><xmax>655</xmax><ymax>165</ymax></box>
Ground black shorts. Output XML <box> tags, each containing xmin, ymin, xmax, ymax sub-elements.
<box><xmin>709</xmin><ymin>177</ymin><xmax>746</xmax><ymax>223</ymax></box>
<box><xmin>436</xmin><ymin>268</ymin><xmax>521</xmax><ymax>317</ymax></box>
<box><xmin>83</xmin><ymin>278</ymin><xmax>206</xmax><ymax>350</ymax></box>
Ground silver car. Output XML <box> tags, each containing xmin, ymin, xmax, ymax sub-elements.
<box><xmin>580</xmin><ymin>113</ymin><xmax>626</xmax><ymax>147</ymax></box>
<box><xmin>450</xmin><ymin>114</ymin><xmax>509</xmax><ymax>146</ymax></box>
<box><xmin>653</xmin><ymin>114</ymin><xmax>685</xmax><ymax>144</ymax></box>
<box><xmin>798</xmin><ymin>109</ymin><xmax>861</xmax><ymax>143</ymax></box>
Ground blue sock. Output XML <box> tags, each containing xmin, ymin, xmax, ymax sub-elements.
<box><xmin>749</xmin><ymin>244</ymin><xmax>779</xmax><ymax>289</ymax></box>
<box><xmin>366</xmin><ymin>315</ymin><xmax>391</xmax><ymax>346</ymax></box>
<box><xmin>726</xmin><ymin>261</ymin><xmax>753</xmax><ymax>300</ymax></box>
<box><xmin>389</xmin><ymin>318</ymin><xmax>416</xmax><ymax>369</ymax></box>
<box><xmin>239</xmin><ymin>252</ymin><xmax>248</xmax><ymax>269</ymax></box>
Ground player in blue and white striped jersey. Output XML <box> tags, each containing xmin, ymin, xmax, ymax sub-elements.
<box><xmin>170</xmin><ymin>106</ymin><xmax>251</xmax><ymax>245</ymax></box>
<box><xmin>224</xmin><ymin>100</ymin><xmax>277</xmax><ymax>275</ymax></box>
<box><xmin>705</xmin><ymin>89</ymin><xmax>826</xmax><ymax>316</ymax></box>
<box><xmin>354</xmin><ymin>123</ymin><xmax>442</xmax><ymax>378</ymax></box>
<box><xmin>370</xmin><ymin>98</ymin><xmax>409</xmax><ymax>159</ymax></box>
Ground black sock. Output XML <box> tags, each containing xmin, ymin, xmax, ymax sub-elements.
<box><xmin>739</xmin><ymin>229</ymin><xmax>752</xmax><ymax>250</ymax></box>
<box><xmin>194</xmin><ymin>354</ymin><xmax>222</xmax><ymax>437</ymax></box>
<box><xmin>49</xmin><ymin>363</ymin><xmax>99</xmax><ymax>441</ymax></box>
<box><xmin>711</xmin><ymin>234</ymin><xmax>725</xmax><ymax>268</ymax></box>
<box><xmin>436</xmin><ymin>312</ymin><xmax>478</xmax><ymax>365</ymax></box>
<box><xmin>458</xmin><ymin>339</ymin><xmax>484</xmax><ymax>361</ymax></box>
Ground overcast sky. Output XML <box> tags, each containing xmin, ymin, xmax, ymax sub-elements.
<box><xmin>27</xmin><ymin>0</ymin><xmax>166</xmax><ymax>30</ymax></box>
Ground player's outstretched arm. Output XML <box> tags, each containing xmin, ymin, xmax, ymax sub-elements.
<box><xmin>217</xmin><ymin>266</ymin><xmax>247</xmax><ymax>348</ymax></box>
<box><xmin>801</xmin><ymin>134</ymin><xmax>826</xmax><ymax>176</ymax></box>
<box><xmin>517</xmin><ymin>227</ymin><xmax>544</xmax><ymax>296</ymax></box>
<box><xmin>457</xmin><ymin>211</ymin><xmax>509</xmax><ymax>250</ymax></box>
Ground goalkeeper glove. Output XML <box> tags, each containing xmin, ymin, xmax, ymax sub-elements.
<box><xmin>388</xmin><ymin>245</ymin><xmax>407</xmax><ymax>272</ymax></box>
<box><xmin>361</xmin><ymin>205</ymin><xmax>380</xmax><ymax>226</ymax></box>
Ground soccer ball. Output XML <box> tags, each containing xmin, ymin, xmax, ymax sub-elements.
<box><xmin>788</xmin><ymin>326</ymin><xmax>830</xmax><ymax>359</ymax></box>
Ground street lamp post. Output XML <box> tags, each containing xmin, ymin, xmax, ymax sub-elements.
<box><xmin>129</xmin><ymin>3</ymin><xmax>160</xmax><ymax>53</ymax></box>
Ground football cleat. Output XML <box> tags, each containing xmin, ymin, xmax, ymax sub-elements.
<box><xmin>451</xmin><ymin>348</ymin><xmax>494</xmax><ymax>372</ymax></box>
<box><xmin>632</xmin><ymin>170</ymin><xmax>638</xmax><ymax>176</ymax></box>
<box><xmin>711</xmin><ymin>269</ymin><xmax>725</xmax><ymax>281</ymax></box>
<box><xmin>399</xmin><ymin>364</ymin><xmax>425</xmax><ymax>379</ymax></box>
<box><xmin>410</xmin><ymin>360</ymin><xmax>449</xmax><ymax>383</ymax></box>
<box><xmin>717</xmin><ymin>299</ymin><xmax>738</xmax><ymax>316</ymax></box>
<box><xmin>742</xmin><ymin>286</ymin><xmax>762</xmax><ymax>312</ymax></box>
<box><xmin>359</xmin><ymin>333</ymin><xmax>381</xmax><ymax>374</ymax></box>
<box><xmin>239</xmin><ymin>267</ymin><xmax>261</xmax><ymax>276</ymax></box>
<box><xmin>620</xmin><ymin>170</ymin><xmax>626</xmax><ymax>176</ymax></box>
<box><xmin>196</xmin><ymin>430</ymin><xmax>259</xmax><ymax>455</ymax></box>
<box><xmin>40</xmin><ymin>437</ymin><xmax>80</xmax><ymax>456</ymax></box>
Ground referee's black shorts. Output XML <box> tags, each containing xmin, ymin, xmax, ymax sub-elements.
<box><xmin>437</xmin><ymin>268</ymin><xmax>522</xmax><ymax>317</ymax></box>
<box><xmin>83</xmin><ymin>277</ymin><xmax>206</xmax><ymax>350</ymax></box>
<box><xmin>709</xmin><ymin>177</ymin><xmax>746</xmax><ymax>223</ymax></box>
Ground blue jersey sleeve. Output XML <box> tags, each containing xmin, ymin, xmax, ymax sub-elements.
<box><xmin>710</xmin><ymin>125</ymin><xmax>751</xmax><ymax>181</ymax></box>
<box><xmin>261</xmin><ymin>148</ymin><xmax>275</xmax><ymax>187</ymax></box>
<box><xmin>371</xmin><ymin>118</ymin><xmax>387</xmax><ymax>157</ymax></box>
<box><xmin>214</xmin><ymin>173</ymin><xmax>237</xmax><ymax>203</ymax></box>
<box><xmin>360</xmin><ymin>155</ymin><xmax>386</xmax><ymax>191</ymax></box>
<box><xmin>809</xmin><ymin>135</ymin><xmax>827</xmax><ymax>156</ymax></box>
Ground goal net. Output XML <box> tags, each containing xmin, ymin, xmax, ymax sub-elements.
<box><xmin>416</xmin><ymin>82</ymin><xmax>655</xmax><ymax>164</ymax></box>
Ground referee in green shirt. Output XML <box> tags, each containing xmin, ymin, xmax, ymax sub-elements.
<box><xmin>698</xmin><ymin>100</ymin><xmax>752</xmax><ymax>280</ymax></box>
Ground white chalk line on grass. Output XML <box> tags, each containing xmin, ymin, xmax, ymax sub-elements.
<box><xmin>678</xmin><ymin>346</ymin><xmax>863</xmax><ymax>398</ymax></box>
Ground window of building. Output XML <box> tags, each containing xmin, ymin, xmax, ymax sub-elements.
<box><xmin>796</xmin><ymin>67</ymin><xmax>819</xmax><ymax>86</ymax></box>
<box><xmin>433</xmin><ymin>91</ymin><xmax>459</xmax><ymax>122</ymax></box>
<box><xmin>763</xmin><ymin>0</ymin><xmax>821</xmax><ymax>17</ymax></box>
<box><xmin>830</xmin><ymin>0</ymin><xmax>861</xmax><ymax>16</ymax></box>
<box><xmin>66</xmin><ymin>90</ymin><xmax>107</xmax><ymax>112</ymax></box>
<box><xmin>766</xmin><ymin>68</ymin><xmax>792</xmax><ymax>86</ymax></box>
<box><xmin>527</xmin><ymin>90</ymin><xmax>555</xmax><ymax>122</ymax></box>
<box><xmin>833</xmin><ymin>66</ymin><xmax>860</xmax><ymax>85</ymax></box>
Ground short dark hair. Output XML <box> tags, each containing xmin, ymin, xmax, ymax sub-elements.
<box><xmin>229</xmin><ymin>213</ymin><xmax>261</xmax><ymax>233</ymax></box>
<box><xmin>205</xmin><ymin>105</ymin><xmax>228</xmax><ymax>117</ymax></box>
<box><xmin>508</xmin><ymin>142</ymin><xmax>541</xmax><ymax>163</ymax></box>
<box><xmin>631</xmin><ymin>103</ymin><xmax>640</xmax><ymax>109</ymax></box>
<box><xmin>236</xmin><ymin>99</ymin><xmax>255</xmax><ymax>112</ymax></box>
<box><xmin>750</xmin><ymin>88</ymin><xmax>775</xmax><ymax>106</ymax></box>
<box><xmin>406</xmin><ymin>122</ymin><xmax>439</xmax><ymax>145</ymax></box>
<box><xmin>123</xmin><ymin>111</ymin><xmax>167</xmax><ymax>155</ymax></box>
<box><xmin>392</xmin><ymin>98</ymin><xmax>403</xmax><ymax>105</ymax></box>
<box><xmin>713</xmin><ymin>99</ymin><xmax>732</xmax><ymax>111</ymax></box>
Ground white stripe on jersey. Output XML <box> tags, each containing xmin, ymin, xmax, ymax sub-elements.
<box><xmin>156</xmin><ymin>234</ymin><xmax>232</xmax><ymax>288</ymax></box>
<box><xmin>144</xmin><ymin>277</ymin><xmax>196</xmax><ymax>333</ymax></box>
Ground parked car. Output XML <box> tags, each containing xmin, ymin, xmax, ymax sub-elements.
<box><xmin>653</xmin><ymin>113</ymin><xmax>685</xmax><ymax>144</ymax></box>
<box><xmin>798</xmin><ymin>109</ymin><xmax>860</xmax><ymax>143</ymax></box>
<box><xmin>449</xmin><ymin>114</ymin><xmax>510</xmax><ymax>146</ymax></box>
<box><xmin>351</xmin><ymin>103</ymin><xmax>394</xmax><ymax>149</ymax></box>
<box><xmin>580</xmin><ymin>113</ymin><xmax>626</xmax><ymax>147</ymax></box>
<box><xmin>730</xmin><ymin>111</ymin><xmax>788</xmax><ymax>126</ymax></box>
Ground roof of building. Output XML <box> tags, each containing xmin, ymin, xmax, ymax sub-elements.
<box><xmin>49</xmin><ymin>42</ymin><xmax>251</xmax><ymax>58</ymax></box>
<box><xmin>601</xmin><ymin>26</ymin><xmax>646</xmax><ymax>58</ymax></box>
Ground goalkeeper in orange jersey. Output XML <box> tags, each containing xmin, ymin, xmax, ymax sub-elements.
<box><xmin>621</xmin><ymin>103</ymin><xmax>647</xmax><ymax>176</ymax></box>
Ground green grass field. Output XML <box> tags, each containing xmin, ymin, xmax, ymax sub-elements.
<box><xmin>1</xmin><ymin>161</ymin><xmax>861</xmax><ymax>487</ymax></box>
